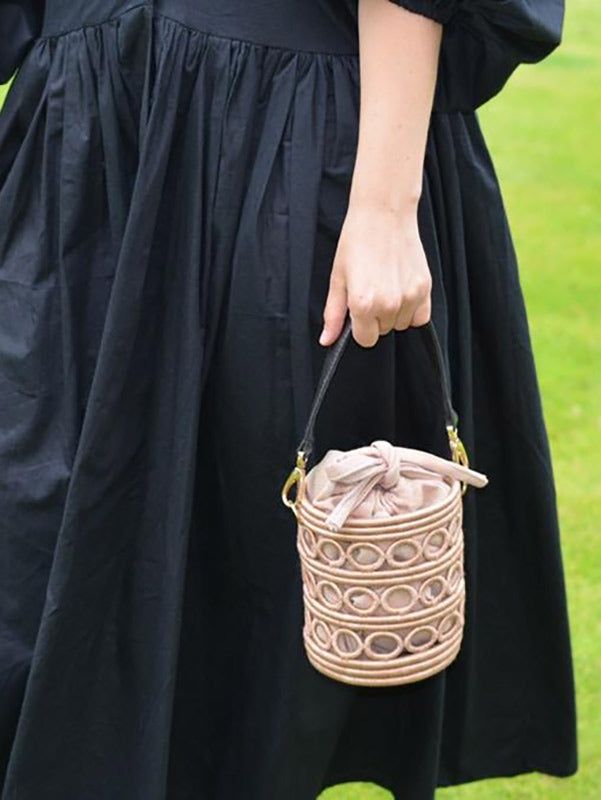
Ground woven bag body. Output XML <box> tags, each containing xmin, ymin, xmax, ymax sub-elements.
<box><xmin>296</xmin><ymin>473</ymin><xmax>465</xmax><ymax>686</ymax></box>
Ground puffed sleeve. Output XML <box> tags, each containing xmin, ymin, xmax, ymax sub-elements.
<box><xmin>0</xmin><ymin>1</ymin><xmax>45</xmax><ymax>84</ymax></box>
<box><xmin>389</xmin><ymin>0</ymin><xmax>565</xmax><ymax>110</ymax></box>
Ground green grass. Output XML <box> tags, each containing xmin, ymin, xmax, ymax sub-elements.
<box><xmin>1</xmin><ymin>2</ymin><xmax>599</xmax><ymax>798</ymax></box>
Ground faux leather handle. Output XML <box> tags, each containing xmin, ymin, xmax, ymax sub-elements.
<box><xmin>296</xmin><ymin>315</ymin><xmax>459</xmax><ymax>466</ymax></box>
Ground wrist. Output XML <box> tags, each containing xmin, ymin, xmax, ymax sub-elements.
<box><xmin>346</xmin><ymin>185</ymin><xmax>422</xmax><ymax>221</ymax></box>
<box><xmin>348</xmin><ymin>154</ymin><xmax>423</xmax><ymax>220</ymax></box>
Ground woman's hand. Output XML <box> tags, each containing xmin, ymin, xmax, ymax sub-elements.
<box><xmin>320</xmin><ymin>0</ymin><xmax>442</xmax><ymax>348</ymax></box>
<box><xmin>319</xmin><ymin>200</ymin><xmax>432</xmax><ymax>348</ymax></box>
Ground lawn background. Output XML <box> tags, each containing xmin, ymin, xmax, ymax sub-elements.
<box><xmin>0</xmin><ymin>2</ymin><xmax>598</xmax><ymax>798</ymax></box>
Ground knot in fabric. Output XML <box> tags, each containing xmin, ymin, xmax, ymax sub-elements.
<box><xmin>322</xmin><ymin>440</ymin><xmax>404</xmax><ymax>531</ymax></box>
<box><xmin>314</xmin><ymin>439</ymin><xmax>489</xmax><ymax>532</ymax></box>
<box><xmin>325</xmin><ymin>439</ymin><xmax>401</xmax><ymax>492</ymax></box>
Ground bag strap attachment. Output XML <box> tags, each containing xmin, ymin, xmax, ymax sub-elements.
<box><xmin>281</xmin><ymin>315</ymin><xmax>469</xmax><ymax>513</ymax></box>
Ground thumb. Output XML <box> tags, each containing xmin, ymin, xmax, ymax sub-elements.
<box><xmin>319</xmin><ymin>275</ymin><xmax>347</xmax><ymax>346</ymax></box>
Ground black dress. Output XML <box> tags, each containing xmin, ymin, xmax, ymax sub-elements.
<box><xmin>0</xmin><ymin>2</ymin><xmax>577</xmax><ymax>799</ymax></box>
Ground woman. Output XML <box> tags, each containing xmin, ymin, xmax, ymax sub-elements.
<box><xmin>0</xmin><ymin>1</ymin><xmax>577</xmax><ymax>799</ymax></box>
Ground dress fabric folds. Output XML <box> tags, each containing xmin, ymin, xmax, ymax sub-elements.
<box><xmin>0</xmin><ymin>1</ymin><xmax>577</xmax><ymax>799</ymax></box>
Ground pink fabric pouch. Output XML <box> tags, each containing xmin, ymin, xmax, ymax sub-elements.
<box><xmin>304</xmin><ymin>439</ymin><xmax>488</xmax><ymax>532</ymax></box>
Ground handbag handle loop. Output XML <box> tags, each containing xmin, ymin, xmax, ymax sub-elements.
<box><xmin>281</xmin><ymin>315</ymin><xmax>469</xmax><ymax>512</ymax></box>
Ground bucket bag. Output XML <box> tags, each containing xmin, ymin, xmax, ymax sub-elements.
<box><xmin>281</xmin><ymin>317</ymin><xmax>489</xmax><ymax>687</ymax></box>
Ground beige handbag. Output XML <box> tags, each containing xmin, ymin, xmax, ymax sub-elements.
<box><xmin>281</xmin><ymin>317</ymin><xmax>489</xmax><ymax>687</ymax></box>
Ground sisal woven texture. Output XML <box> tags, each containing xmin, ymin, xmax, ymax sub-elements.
<box><xmin>296</xmin><ymin>478</ymin><xmax>466</xmax><ymax>686</ymax></box>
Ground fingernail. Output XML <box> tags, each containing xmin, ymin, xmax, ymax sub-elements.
<box><xmin>319</xmin><ymin>329</ymin><xmax>327</xmax><ymax>345</ymax></box>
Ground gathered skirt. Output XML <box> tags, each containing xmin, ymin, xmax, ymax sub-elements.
<box><xmin>0</xmin><ymin>2</ymin><xmax>577</xmax><ymax>798</ymax></box>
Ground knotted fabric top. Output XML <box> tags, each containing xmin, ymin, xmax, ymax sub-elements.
<box><xmin>304</xmin><ymin>440</ymin><xmax>489</xmax><ymax>531</ymax></box>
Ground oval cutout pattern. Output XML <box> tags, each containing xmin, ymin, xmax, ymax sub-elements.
<box><xmin>386</xmin><ymin>540</ymin><xmax>421</xmax><ymax>567</ymax></box>
<box><xmin>381</xmin><ymin>585</ymin><xmax>418</xmax><ymax>614</ymax></box>
<box><xmin>347</xmin><ymin>542</ymin><xmax>386</xmax><ymax>571</ymax></box>
<box><xmin>364</xmin><ymin>632</ymin><xmax>404</xmax><ymax>660</ymax></box>
<box><xmin>317</xmin><ymin>538</ymin><xmax>346</xmax><ymax>567</ymax></box>
<box><xmin>343</xmin><ymin>586</ymin><xmax>380</xmax><ymax>615</ymax></box>
<box><xmin>332</xmin><ymin>629</ymin><xmax>363</xmax><ymax>658</ymax></box>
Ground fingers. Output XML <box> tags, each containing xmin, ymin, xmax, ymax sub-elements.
<box><xmin>349</xmin><ymin>293</ymin><xmax>399</xmax><ymax>348</ymax></box>
<box><xmin>393</xmin><ymin>274</ymin><xmax>432</xmax><ymax>331</ymax></box>
<box><xmin>348</xmin><ymin>280</ymin><xmax>432</xmax><ymax>348</ymax></box>
<box><xmin>393</xmin><ymin>293</ymin><xmax>416</xmax><ymax>332</ymax></box>
<box><xmin>319</xmin><ymin>283</ymin><xmax>432</xmax><ymax>349</ymax></box>
<box><xmin>350</xmin><ymin>310</ymin><xmax>380</xmax><ymax>348</ymax></box>
<box><xmin>410</xmin><ymin>293</ymin><xmax>432</xmax><ymax>327</ymax></box>
<box><xmin>319</xmin><ymin>271</ymin><xmax>348</xmax><ymax>346</ymax></box>
<box><xmin>318</xmin><ymin>222</ymin><xmax>433</xmax><ymax>348</ymax></box>
<box><xmin>374</xmin><ymin>297</ymin><xmax>401</xmax><ymax>336</ymax></box>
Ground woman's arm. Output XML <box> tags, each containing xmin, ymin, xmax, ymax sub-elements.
<box><xmin>319</xmin><ymin>0</ymin><xmax>442</xmax><ymax>348</ymax></box>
